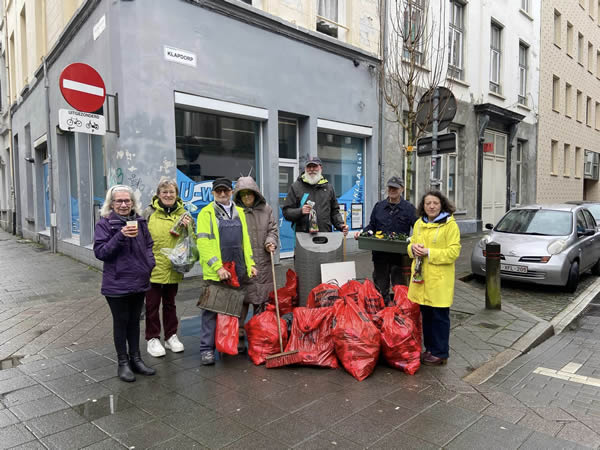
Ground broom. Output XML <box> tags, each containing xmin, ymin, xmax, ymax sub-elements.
<box><xmin>265</xmin><ymin>251</ymin><xmax>301</xmax><ymax>368</ymax></box>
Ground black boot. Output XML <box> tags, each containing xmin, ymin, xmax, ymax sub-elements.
<box><xmin>117</xmin><ymin>354</ymin><xmax>135</xmax><ymax>382</ymax></box>
<box><xmin>129</xmin><ymin>352</ymin><xmax>156</xmax><ymax>376</ymax></box>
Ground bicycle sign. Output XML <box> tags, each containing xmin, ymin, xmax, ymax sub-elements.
<box><xmin>58</xmin><ymin>109</ymin><xmax>106</xmax><ymax>135</ymax></box>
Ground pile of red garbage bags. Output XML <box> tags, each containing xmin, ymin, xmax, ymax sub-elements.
<box><xmin>243</xmin><ymin>271</ymin><xmax>423</xmax><ymax>381</ymax></box>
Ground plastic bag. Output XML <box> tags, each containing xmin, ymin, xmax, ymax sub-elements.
<box><xmin>160</xmin><ymin>221</ymin><xmax>199</xmax><ymax>273</ymax></box>
<box><xmin>169</xmin><ymin>212</ymin><xmax>192</xmax><ymax>237</ymax></box>
<box><xmin>307</xmin><ymin>283</ymin><xmax>340</xmax><ymax>308</ymax></box>
<box><xmin>339</xmin><ymin>280</ymin><xmax>363</xmax><ymax>305</ymax></box>
<box><xmin>392</xmin><ymin>285</ymin><xmax>422</xmax><ymax>351</ymax></box>
<box><xmin>222</xmin><ymin>261</ymin><xmax>240</xmax><ymax>288</ymax></box>
<box><xmin>332</xmin><ymin>297</ymin><xmax>380</xmax><ymax>381</ymax></box>
<box><xmin>215</xmin><ymin>314</ymin><xmax>239</xmax><ymax>356</ymax></box>
<box><xmin>284</xmin><ymin>306</ymin><xmax>338</xmax><ymax>368</ymax></box>
<box><xmin>268</xmin><ymin>270</ymin><xmax>298</xmax><ymax>315</ymax></box>
<box><xmin>376</xmin><ymin>307</ymin><xmax>421</xmax><ymax>375</ymax></box>
<box><xmin>358</xmin><ymin>279</ymin><xmax>386</xmax><ymax>320</ymax></box>
<box><xmin>245</xmin><ymin>304</ymin><xmax>288</xmax><ymax>365</ymax></box>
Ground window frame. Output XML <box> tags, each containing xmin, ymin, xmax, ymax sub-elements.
<box><xmin>489</xmin><ymin>22</ymin><xmax>502</xmax><ymax>94</ymax></box>
<box><xmin>448</xmin><ymin>0</ymin><xmax>465</xmax><ymax>80</ymax></box>
<box><xmin>518</xmin><ymin>43</ymin><xmax>528</xmax><ymax>106</ymax></box>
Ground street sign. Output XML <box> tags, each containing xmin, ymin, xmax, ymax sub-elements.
<box><xmin>58</xmin><ymin>109</ymin><xmax>106</xmax><ymax>135</ymax></box>
<box><xmin>416</xmin><ymin>132</ymin><xmax>456</xmax><ymax>156</ymax></box>
<box><xmin>416</xmin><ymin>87</ymin><xmax>457</xmax><ymax>133</ymax></box>
<box><xmin>59</xmin><ymin>63</ymin><xmax>106</xmax><ymax>113</ymax></box>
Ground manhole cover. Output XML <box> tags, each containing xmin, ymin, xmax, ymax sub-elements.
<box><xmin>477</xmin><ymin>322</ymin><xmax>501</xmax><ymax>329</ymax></box>
<box><xmin>0</xmin><ymin>355</ymin><xmax>23</xmax><ymax>370</ymax></box>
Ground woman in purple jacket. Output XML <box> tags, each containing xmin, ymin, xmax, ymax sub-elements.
<box><xmin>94</xmin><ymin>185</ymin><xmax>156</xmax><ymax>382</ymax></box>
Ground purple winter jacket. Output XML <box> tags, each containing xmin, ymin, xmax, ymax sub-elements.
<box><xmin>93</xmin><ymin>212</ymin><xmax>156</xmax><ymax>296</ymax></box>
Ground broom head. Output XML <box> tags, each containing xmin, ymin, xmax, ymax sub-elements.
<box><xmin>265</xmin><ymin>350</ymin><xmax>302</xmax><ymax>368</ymax></box>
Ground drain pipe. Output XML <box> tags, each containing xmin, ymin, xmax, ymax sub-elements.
<box><xmin>43</xmin><ymin>57</ymin><xmax>56</xmax><ymax>253</ymax></box>
<box><xmin>378</xmin><ymin>0</ymin><xmax>388</xmax><ymax>198</ymax></box>
<box><xmin>3</xmin><ymin>4</ymin><xmax>15</xmax><ymax>235</ymax></box>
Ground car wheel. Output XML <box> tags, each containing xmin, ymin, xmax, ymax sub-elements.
<box><xmin>565</xmin><ymin>261</ymin><xmax>579</xmax><ymax>293</ymax></box>
<box><xmin>592</xmin><ymin>258</ymin><xmax>600</xmax><ymax>276</ymax></box>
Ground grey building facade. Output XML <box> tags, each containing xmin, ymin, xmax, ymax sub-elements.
<box><xmin>8</xmin><ymin>0</ymin><xmax>381</xmax><ymax>264</ymax></box>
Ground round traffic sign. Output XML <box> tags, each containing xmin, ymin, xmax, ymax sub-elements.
<box><xmin>59</xmin><ymin>63</ymin><xmax>106</xmax><ymax>113</ymax></box>
<box><xmin>416</xmin><ymin>87</ymin><xmax>457</xmax><ymax>133</ymax></box>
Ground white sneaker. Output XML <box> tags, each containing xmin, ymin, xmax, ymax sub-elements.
<box><xmin>165</xmin><ymin>334</ymin><xmax>184</xmax><ymax>353</ymax></box>
<box><xmin>147</xmin><ymin>338</ymin><xmax>166</xmax><ymax>357</ymax></box>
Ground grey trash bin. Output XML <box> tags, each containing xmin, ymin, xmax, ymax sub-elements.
<box><xmin>295</xmin><ymin>232</ymin><xmax>343</xmax><ymax>306</ymax></box>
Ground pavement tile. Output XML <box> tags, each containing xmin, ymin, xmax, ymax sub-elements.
<box><xmin>30</xmin><ymin>364</ymin><xmax>79</xmax><ymax>382</ymax></box>
<box><xmin>532</xmin><ymin>406</ymin><xmax>578</xmax><ymax>422</ymax></box>
<box><xmin>465</xmin><ymin>416</ymin><xmax>533</xmax><ymax>447</ymax></box>
<box><xmin>187</xmin><ymin>416</ymin><xmax>253</xmax><ymax>448</ymax></box>
<box><xmin>0</xmin><ymin>423</ymin><xmax>37</xmax><ymax>449</ymax></box>
<box><xmin>223</xmin><ymin>431</ymin><xmax>289</xmax><ymax>449</ymax></box>
<box><xmin>153</xmin><ymin>368</ymin><xmax>205</xmax><ymax>390</ymax></box>
<box><xmin>327</xmin><ymin>411</ymin><xmax>396</xmax><ymax>446</ymax></box>
<box><xmin>18</xmin><ymin>358</ymin><xmax>63</xmax><ymax>374</ymax></box>
<box><xmin>397</xmin><ymin>414</ymin><xmax>464</xmax><ymax>447</ymax></box>
<box><xmin>519</xmin><ymin>431</ymin><xmax>587</xmax><ymax>450</ymax></box>
<box><xmin>126</xmin><ymin>391</ymin><xmax>202</xmax><ymax>418</ymax></box>
<box><xmin>445</xmin><ymin>429</ymin><xmax>518</xmax><ymax>450</ymax></box>
<box><xmin>293</xmin><ymin>430</ymin><xmax>363</xmax><ymax>449</ymax></box>
<box><xmin>92</xmin><ymin>406</ymin><xmax>154</xmax><ymax>435</ymax></box>
<box><xmin>58</xmin><ymin>383</ymin><xmax>114</xmax><ymax>407</ymax></box>
<box><xmin>148</xmin><ymin>434</ymin><xmax>207</xmax><ymax>449</ymax></box>
<box><xmin>176</xmin><ymin>377</ymin><xmax>230</xmax><ymax>404</ymax></box>
<box><xmin>226</xmin><ymin>398</ymin><xmax>288</xmax><ymax>428</ymax></box>
<box><xmin>25</xmin><ymin>408</ymin><xmax>87</xmax><ymax>438</ymax></box>
<box><xmin>369</xmin><ymin>428</ymin><xmax>441</xmax><ymax>449</ymax></box>
<box><xmin>40</xmin><ymin>423</ymin><xmax>109</xmax><ymax>450</ymax></box>
<box><xmin>69</xmin><ymin>356</ymin><xmax>114</xmax><ymax>373</ymax></box>
<box><xmin>160</xmin><ymin>405</ymin><xmax>220</xmax><ymax>432</ymax></box>
<box><xmin>417</xmin><ymin>401</ymin><xmax>481</xmax><ymax>428</ymax></box>
<box><xmin>81</xmin><ymin>438</ymin><xmax>127</xmax><ymax>449</ymax></box>
<box><xmin>72</xmin><ymin>394</ymin><xmax>134</xmax><ymax>422</ymax></box>
<box><xmin>383</xmin><ymin>387</ymin><xmax>439</xmax><ymax>412</ymax></box>
<box><xmin>56</xmin><ymin>350</ymin><xmax>99</xmax><ymax>364</ymax></box>
<box><xmin>355</xmin><ymin>399</ymin><xmax>416</xmax><ymax>427</ymax></box>
<box><xmin>1</xmin><ymin>384</ymin><xmax>54</xmax><ymax>407</ymax></box>
<box><xmin>447</xmin><ymin>392</ymin><xmax>491</xmax><ymax>412</ymax></box>
<box><xmin>482</xmin><ymin>404</ymin><xmax>528</xmax><ymax>424</ymax></box>
<box><xmin>113</xmin><ymin>419</ymin><xmax>179</xmax><ymax>449</ymax></box>
<box><xmin>9</xmin><ymin>441</ymin><xmax>48</xmax><ymax>449</ymax></box>
<box><xmin>85</xmin><ymin>364</ymin><xmax>119</xmax><ymax>383</ymax></box>
<box><xmin>263</xmin><ymin>379</ymin><xmax>344</xmax><ymax>413</ymax></box>
<box><xmin>518</xmin><ymin>412</ymin><xmax>564</xmax><ymax>436</ymax></box>
<box><xmin>258</xmin><ymin>411</ymin><xmax>323</xmax><ymax>447</ymax></box>
<box><xmin>9</xmin><ymin>394</ymin><xmax>70</xmax><ymax>421</ymax></box>
<box><xmin>0</xmin><ymin>408</ymin><xmax>19</xmax><ymax>428</ymax></box>
<box><xmin>43</xmin><ymin>372</ymin><xmax>97</xmax><ymax>395</ymax></box>
<box><xmin>0</xmin><ymin>374</ymin><xmax>37</xmax><ymax>395</ymax></box>
<box><xmin>295</xmin><ymin>391</ymin><xmax>376</xmax><ymax>427</ymax></box>
<box><xmin>556</xmin><ymin>421</ymin><xmax>600</xmax><ymax>448</ymax></box>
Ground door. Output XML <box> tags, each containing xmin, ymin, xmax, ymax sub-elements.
<box><xmin>482</xmin><ymin>130</ymin><xmax>507</xmax><ymax>225</ymax></box>
<box><xmin>576</xmin><ymin>209</ymin><xmax>594</xmax><ymax>270</ymax></box>
<box><xmin>43</xmin><ymin>162</ymin><xmax>50</xmax><ymax>228</ymax></box>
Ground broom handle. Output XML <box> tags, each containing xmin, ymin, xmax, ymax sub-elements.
<box><xmin>270</xmin><ymin>251</ymin><xmax>284</xmax><ymax>353</ymax></box>
<box><xmin>343</xmin><ymin>211</ymin><xmax>347</xmax><ymax>262</ymax></box>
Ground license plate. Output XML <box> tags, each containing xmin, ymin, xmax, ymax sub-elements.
<box><xmin>501</xmin><ymin>263</ymin><xmax>528</xmax><ymax>274</ymax></box>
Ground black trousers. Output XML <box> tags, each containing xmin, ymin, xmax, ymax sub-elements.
<box><xmin>373</xmin><ymin>262</ymin><xmax>404</xmax><ymax>303</ymax></box>
<box><xmin>105</xmin><ymin>293</ymin><xmax>145</xmax><ymax>356</ymax></box>
<box><xmin>420</xmin><ymin>304</ymin><xmax>450</xmax><ymax>359</ymax></box>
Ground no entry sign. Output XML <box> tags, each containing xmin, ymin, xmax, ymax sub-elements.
<box><xmin>59</xmin><ymin>63</ymin><xmax>106</xmax><ymax>113</ymax></box>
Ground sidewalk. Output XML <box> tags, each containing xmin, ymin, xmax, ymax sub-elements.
<box><xmin>0</xmin><ymin>228</ymin><xmax>598</xmax><ymax>448</ymax></box>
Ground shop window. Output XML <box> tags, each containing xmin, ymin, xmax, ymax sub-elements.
<box><xmin>175</xmin><ymin>108</ymin><xmax>260</xmax><ymax>183</ymax></box>
<box><xmin>317</xmin><ymin>132</ymin><xmax>364</xmax><ymax>230</ymax></box>
<box><xmin>67</xmin><ymin>133</ymin><xmax>79</xmax><ymax>235</ymax></box>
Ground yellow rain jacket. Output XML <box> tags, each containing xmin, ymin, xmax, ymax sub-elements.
<box><xmin>196</xmin><ymin>202</ymin><xmax>255</xmax><ymax>282</ymax></box>
<box><xmin>407</xmin><ymin>215</ymin><xmax>461</xmax><ymax>308</ymax></box>
<box><xmin>144</xmin><ymin>196</ymin><xmax>187</xmax><ymax>284</ymax></box>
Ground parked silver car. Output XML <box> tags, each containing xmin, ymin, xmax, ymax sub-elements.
<box><xmin>471</xmin><ymin>204</ymin><xmax>600</xmax><ymax>292</ymax></box>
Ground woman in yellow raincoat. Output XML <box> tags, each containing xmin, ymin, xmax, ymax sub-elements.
<box><xmin>408</xmin><ymin>190</ymin><xmax>461</xmax><ymax>366</ymax></box>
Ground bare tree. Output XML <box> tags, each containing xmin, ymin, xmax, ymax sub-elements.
<box><xmin>381</xmin><ymin>0</ymin><xmax>450</xmax><ymax>201</ymax></box>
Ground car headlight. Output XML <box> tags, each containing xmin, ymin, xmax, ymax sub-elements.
<box><xmin>547</xmin><ymin>239</ymin><xmax>568</xmax><ymax>255</ymax></box>
<box><xmin>478</xmin><ymin>235</ymin><xmax>492</xmax><ymax>249</ymax></box>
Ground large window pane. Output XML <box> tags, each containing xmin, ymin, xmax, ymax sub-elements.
<box><xmin>317</xmin><ymin>132</ymin><xmax>364</xmax><ymax>229</ymax></box>
<box><xmin>67</xmin><ymin>134</ymin><xmax>79</xmax><ymax>235</ymax></box>
<box><xmin>278</xmin><ymin>118</ymin><xmax>297</xmax><ymax>159</ymax></box>
<box><xmin>175</xmin><ymin>108</ymin><xmax>259</xmax><ymax>183</ymax></box>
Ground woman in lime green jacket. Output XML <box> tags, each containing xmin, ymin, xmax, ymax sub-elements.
<box><xmin>196</xmin><ymin>178</ymin><xmax>256</xmax><ymax>365</ymax></box>
<box><xmin>143</xmin><ymin>178</ymin><xmax>191</xmax><ymax>358</ymax></box>
<box><xmin>408</xmin><ymin>190</ymin><xmax>461</xmax><ymax>366</ymax></box>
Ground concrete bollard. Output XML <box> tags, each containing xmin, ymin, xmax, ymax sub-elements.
<box><xmin>485</xmin><ymin>241</ymin><xmax>501</xmax><ymax>310</ymax></box>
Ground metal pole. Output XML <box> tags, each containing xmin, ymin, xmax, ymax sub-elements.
<box><xmin>430</xmin><ymin>88</ymin><xmax>439</xmax><ymax>190</ymax></box>
<box><xmin>485</xmin><ymin>241</ymin><xmax>501</xmax><ymax>309</ymax></box>
<box><xmin>43</xmin><ymin>57</ymin><xmax>56</xmax><ymax>253</ymax></box>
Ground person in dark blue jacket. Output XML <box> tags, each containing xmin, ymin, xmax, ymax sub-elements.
<box><xmin>355</xmin><ymin>176</ymin><xmax>417</xmax><ymax>303</ymax></box>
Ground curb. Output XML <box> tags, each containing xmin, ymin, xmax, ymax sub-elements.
<box><xmin>463</xmin><ymin>278</ymin><xmax>600</xmax><ymax>386</ymax></box>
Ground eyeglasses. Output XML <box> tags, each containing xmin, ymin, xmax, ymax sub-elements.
<box><xmin>240</xmin><ymin>191</ymin><xmax>254</xmax><ymax>197</ymax></box>
<box><xmin>113</xmin><ymin>199</ymin><xmax>132</xmax><ymax>205</ymax></box>
<box><xmin>214</xmin><ymin>188</ymin><xmax>230</xmax><ymax>194</ymax></box>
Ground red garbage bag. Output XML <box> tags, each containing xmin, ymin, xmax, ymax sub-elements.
<box><xmin>222</xmin><ymin>261</ymin><xmax>240</xmax><ymax>288</ymax></box>
<box><xmin>332</xmin><ymin>297</ymin><xmax>381</xmax><ymax>381</ymax></box>
<box><xmin>393</xmin><ymin>285</ymin><xmax>422</xmax><ymax>351</ymax></box>
<box><xmin>376</xmin><ymin>307</ymin><xmax>421</xmax><ymax>375</ymax></box>
<box><xmin>339</xmin><ymin>279</ymin><xmax>362</xmax><ymax>305</ymax></box>
<box><xmin>358</xmin><ymin>279</ymin><xmax>386</xmax><ymax>320</ymax></box>
<box><xmin>244</xmin><ymin>303</ymin><xmax>288</xmax><ymax>365</ymax></box>
<box><xmin>307</xmin><ymin>283</ymin><xmax>340</xmax><ymax>308</ymax></box>
<box><xmin>284</xmin><ymin>306</ymin><xmax>338</xmax><ymax>368</ymax></box>
<box><xmin>215</xmin><ymin>314</ymin><xmax>239</xmax><ymax>356</ymax></box>
<box><xmin>268</xmin><ymin>270</ymin><xmax>298</xmax><ymax>314</ymax></box>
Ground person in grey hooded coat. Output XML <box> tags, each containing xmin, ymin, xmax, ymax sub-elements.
<box><xmin>233</xmin><ymin>176</ymin><xmax>279</xmax><ymax>315</ymax></box>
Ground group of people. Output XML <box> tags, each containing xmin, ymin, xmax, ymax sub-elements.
<box><xmin>93</xmin><ymin>156</ymin><xmax>460</xmax><ymax>382</ymax></box>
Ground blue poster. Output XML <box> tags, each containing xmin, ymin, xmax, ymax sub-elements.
<box><xmin>177</xmin><ymin>169</ymin><xmax>217</xmax><ymax>220</ymax></box>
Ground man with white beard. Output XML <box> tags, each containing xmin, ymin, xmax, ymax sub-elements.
<box><xmin>282</xmin><ymin>156</ymin><xmax>349</xmax><ymax>235</ymax></box>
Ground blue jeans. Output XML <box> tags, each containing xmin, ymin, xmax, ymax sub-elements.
<box><xmin>420</xmin><ymin>305</ymin><xmax>450</xmax><ymax>359</ymax></box>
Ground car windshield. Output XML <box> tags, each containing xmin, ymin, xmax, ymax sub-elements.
<box><xmin>586</xmin><ymin>204</ymin><xmax>600</xmax><ymax>222</ymax></box>
<box><xmin>495</xmin><ymin>209</ymin><xmax>572</xmax><ymax>236</ymax></box>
